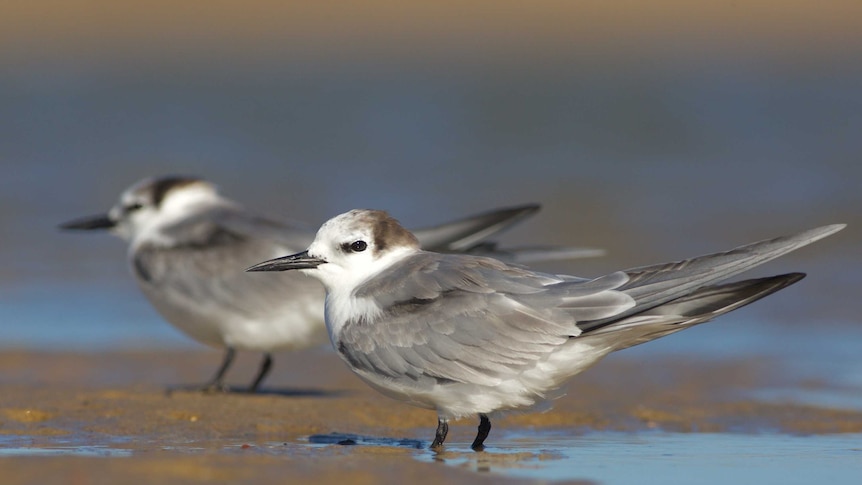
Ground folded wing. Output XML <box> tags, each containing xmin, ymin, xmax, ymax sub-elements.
<box><xmin>341</xmin><ymin>253</ymin><xmax>633</xmax><ymax>386</ymax></box>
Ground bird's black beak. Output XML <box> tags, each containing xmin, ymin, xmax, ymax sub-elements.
<box><xmin>246</xmin><ymin>251</ymin><xmax>326</xmax><ymax>272</ymax></box>
<box><xmin>59</xmin><ymin>214</ymin><xmax>116</xmax><ymax>231</ymax></box>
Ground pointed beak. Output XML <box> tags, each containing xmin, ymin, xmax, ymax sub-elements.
<box><xmin>59</xmin><ymin>213</ymin><xmax>116</xmax><ymax>231</ymax></box>
<box><xmin>246</xmin><ymin>250</ymin><xmax>327</xmax><ymax>272</ymax></box>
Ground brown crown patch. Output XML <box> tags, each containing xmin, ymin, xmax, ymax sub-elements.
<box><xmin>353</xmin><ymin>210</ymin><xmax>419</xmax><ymax>252</ymax></box>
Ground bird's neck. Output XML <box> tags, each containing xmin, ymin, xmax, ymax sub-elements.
<box><xmin>319</xmin><ymin>247</ymin><xmax>419</xmax><ymax>339</ymax></box>
<box><xmin>324</xmin><ymin>290</ymin><xmax>381</xmax><ymax>342</ymax></box>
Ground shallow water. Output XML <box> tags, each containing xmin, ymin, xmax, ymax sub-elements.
<box><xmin>4</xmin><ymin>429</ymin><xmax>860</xmax><ymax>484</ymax></box>
<box><xmin>300</xmin><ymin>430</ymin><xmax>862</xmax><ymax>484</ymax></box>
<box><xmin>422</xmin><ymin>431</ymin><xmax>862</xmax><ymax>484</ymax></box>
<box><xmin>1</xmin><ymin>282</ymin><xmax>191</xmax><ymax>351</ymax></box>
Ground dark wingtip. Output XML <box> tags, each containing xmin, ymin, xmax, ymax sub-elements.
<box><xmin>782</xmin><ymin>272</ymin><xmax>807</xmax><ymax>285</ymax></box>
<box><xmin>503</xmin><ymin>203</ymin><xmax>541</xmax><ymax>218</ymax></box>
<box><xmin>474</xmin><ymin>203</ymin><xmax>541</xmax><ymax>223</ymax></box>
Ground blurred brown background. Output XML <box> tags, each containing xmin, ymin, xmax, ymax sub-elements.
<box><xmin>1</xmin><ymin>1</ymin><xmax>860</xmax><ymax>348</ymax></box>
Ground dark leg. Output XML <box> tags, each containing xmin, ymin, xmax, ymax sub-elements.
<box><xmin>430</xmin><ymin>418</ymin><xmax>449</xmax><ymax>449</ymax></box>
<box><xmin>470</xmin><ymin>414</ymin><xmax>491</xmax><ymax>451</ymax></box>
<box><xmin>202</xmin><ymin>347</ymin><xmax>236</xmax><ymax>393</ymax></box>
<box><xmin>249</xmin><ymin>353</ymin><xmax>273</xmax><ymax>392</ymax></box>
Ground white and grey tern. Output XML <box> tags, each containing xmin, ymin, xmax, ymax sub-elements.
<box><xmin>248</xmin><ymin>209</ymin><xmax>844</xmax><ymax>450</ymax></box>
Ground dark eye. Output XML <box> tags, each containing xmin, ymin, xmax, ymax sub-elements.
<box><xmin>125</xmin><ymin>203</ymin><xmax>144</xmax><ymax>213</ymax></box>
<box><xmin>349</xmin><ymin>240</ymin><xmax>367</xmax><ymax>252</ymax></box>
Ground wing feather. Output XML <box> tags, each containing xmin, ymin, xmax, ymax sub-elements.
<box><xmin>337</xmin><ymin>252</ymin><xmax>633</xmax><ymax>386</ymax></box>
<box><xmin>133</xmin><ymin>207</ymin><xmax>322</xmax><ymax>321</ymax></box>
<box><xmin>578</xmin><ymin>224</ymin><xmax>844</xmax><ymax>332</ymax></box>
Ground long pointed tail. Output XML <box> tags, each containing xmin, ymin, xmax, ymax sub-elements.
<box><xmin>587</xmin><ymin>273</ymin><xmax>805</xmax><ymax>351</ymax></box>
<box><xmin>578</xmin><ymin>224</ymin><xmax>844</xmax><ymax>333</ymax></box>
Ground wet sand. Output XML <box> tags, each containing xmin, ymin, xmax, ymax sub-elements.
<box><xmin>1</xmin><ymin>347</ymin><xmax>860</xmax><ymax>484</ymax></box>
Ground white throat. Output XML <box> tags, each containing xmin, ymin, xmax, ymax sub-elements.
<box><xmin>312</xmin><ymin>246</ymin><xmax>416</xmax><ymax>339</ymax></box>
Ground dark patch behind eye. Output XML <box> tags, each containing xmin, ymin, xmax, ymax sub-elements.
<box><xmin>372</xmin><ymin>215</ymin><xmax>418</xmax><ymax>251</ymax></box>
<box><xmin>151</xmin><ymin>176</ymin><xmax>201</xmax><ymax>207</ymax></box>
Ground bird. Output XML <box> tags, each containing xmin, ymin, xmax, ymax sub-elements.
<box><xmin>247</xmin><ymin>209</ymin><xmax>844</xmax><ymax>450</ymax></box>
<box><xmin>61</xmin><ymin>175</ymin><xmax>601</xmax><ymax>393</ymax></box>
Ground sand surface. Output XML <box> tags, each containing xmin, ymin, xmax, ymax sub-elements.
<box><xmin>1</xmin><ymin>347</ymin><xmax>860</xmax><ymax>484</ymax></box>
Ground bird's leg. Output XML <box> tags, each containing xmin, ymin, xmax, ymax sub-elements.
<box><xmin>248</xmin><ymin>353</ymin><xmax>273</xmax><ymax>392</ymax></box>
<box><xmin>202</xmin><ymin>347</ymin><xmax>236</xmax><ymax>393</ymax></box>
<box><xmin>470</xmin><ymin>414</ymin><xmax>492</xmax><ymax>451</ymax></box>
<box><xmin>430</xmin><ymin>418</ymin><xmax>449</xmax><ymax>449</ymax></box>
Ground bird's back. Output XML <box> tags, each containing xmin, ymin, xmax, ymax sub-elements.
<box><xmin>131</xmin><ymin>206</ymin><xmax>326</xmax><ymax>350</ymax></box>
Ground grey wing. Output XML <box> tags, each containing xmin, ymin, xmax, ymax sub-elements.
<box><xmin>206</xmin><ymin>207</ymin><xmax>316</xmax><ymax>250</ymax></box>
<box><xmin>463</xmin><ymin>242</ymin><xmax>606</xmax><ymax>264</ymax></box>
<box><xmin>586</xmin><ymin>273</ymin><xmax>806</xmax><ymax>352</ymax></box>
<box><xmin>411</xmin><ymin>204</ymin><xmax>540</xmax><ymax>251</ymax></box>
<box><xmin>409</xmin><ymin>204</ymin><xmax>604</xmax><ymax>262</ymax></box>
<box><xmin>340</xmin><ymin>253</ymin><xmax>633</xmax><ymax>385</ymax></box>
<box><xmin>134</xmin><ymin>213</ymin><xmax>321</xmax><ymax>319</ymax></box>
<box><xmin>160</xmin><ymin>205</ymin><xmax>315</xmax><ymax>251</ymax></box>
<box><xmin>577</xmin><ymin>224</ymin><xmax>845</xmax><ymax>332</ymax></box>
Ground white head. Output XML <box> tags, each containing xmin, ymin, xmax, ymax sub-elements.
<box><xmin>60</xmin><ymin>175</ymin><xmax>224</xmax><ymax>243</ymax></box>
<box><xmin>248</xmin><ymin>209</ymin><xmax>420</xmax><ymax>290</ymax></box>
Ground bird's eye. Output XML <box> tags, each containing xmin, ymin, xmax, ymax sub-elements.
<box><xmin>125</xmin><ymin>203</ymin><xmax>144</xmax><ymax>213</ymax></box>
<box><xmin>349</xmin><ymin>240</ymin><xmax>367</xmax><ymax>252</ymax></box>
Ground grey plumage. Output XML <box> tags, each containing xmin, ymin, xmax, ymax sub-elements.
<box><xmin>247</xmin><ymin>209</ymin><xmax>844</xmax><ymax>449</ymax></box>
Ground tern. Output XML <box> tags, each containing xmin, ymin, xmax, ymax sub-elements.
<box><xmin>248</xmin><ymin>209</ymin><xmax>844</xmax><ymax>449</ymax></box>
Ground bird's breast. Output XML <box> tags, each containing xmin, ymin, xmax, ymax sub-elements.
<box><xmin>324</xmin><ymin>291</ymin><xmax>382</xmax><ymax>340</ymax></box>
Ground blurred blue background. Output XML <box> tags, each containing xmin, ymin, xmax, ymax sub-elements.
<box><xmin>1</xmin><ymin>1</ymin><xmax>860</xmax><ymax>352</ymax></box>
